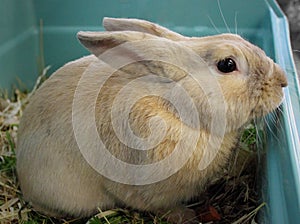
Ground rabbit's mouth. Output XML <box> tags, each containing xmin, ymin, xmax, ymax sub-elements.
<box><xmin>250</xmin><ymin>89</ymin><xmax>285</xmax><ymax>118</ymax></box>
<box><xmin>261</xmin><ymin>81</ymin><xmax>286</xmax><ymax>116</ymax></box>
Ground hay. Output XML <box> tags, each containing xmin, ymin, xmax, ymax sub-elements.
<box><xmin>0</xmin><ymin>73</ymin><xmax>264</xmax><ymax>224</ymax></box>
<box><xmin>0</xmin><ymin>89</ymin><xmax>30</xmax><ymax>223</ymax></box>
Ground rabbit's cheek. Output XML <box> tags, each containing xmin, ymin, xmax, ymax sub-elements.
<box><xmin>251</xmin><ymin>82</ymin><xmax>284</xmax><ymax>117</ymax></box>
<box><xmin>264</xmin><ymin>82</ymin><xmax>285</xmax><ymax>110</ymax></box>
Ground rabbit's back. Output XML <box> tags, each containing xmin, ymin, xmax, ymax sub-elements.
<box><xmin>16</xmin><ymin>55</ymin><xmax>114</xmax><ymax>217</ymax></box>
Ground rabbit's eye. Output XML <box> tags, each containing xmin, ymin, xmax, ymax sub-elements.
<box><xmin>217</xmin><ymin>58</ymin><xmax>237</xmax><ymax>73</ymax></box>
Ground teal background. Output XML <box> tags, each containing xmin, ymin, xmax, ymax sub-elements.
<box><xmin>0</xmin><ymin>0</ymin><xmax>273</xmax><ymax>92</ymax></box>
<box><xmin>0</xmin><ymin>0</ymin><xmax>299</xmax><ymax>223</ymax></box>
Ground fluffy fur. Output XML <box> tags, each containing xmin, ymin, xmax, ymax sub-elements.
<box><xmin>16</xmin><ymin>17</ymin><xmax>287</xmax><ymax>223</ymax></box>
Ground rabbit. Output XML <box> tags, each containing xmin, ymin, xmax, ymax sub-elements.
<box><xmin>16</xmin><ymin>17</ymin><xmax>287</xmax><ymax>223</ymax></box>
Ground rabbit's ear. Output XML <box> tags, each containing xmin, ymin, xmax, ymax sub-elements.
<box><xmin>77</xmin><ymin>30</ymin><xmax>157</xmax><ymax>56</ymax></box>
<box><xmin>103</xmin><ymin>17</ymin><xmax>185</xmax><ymax>41</ymax></box>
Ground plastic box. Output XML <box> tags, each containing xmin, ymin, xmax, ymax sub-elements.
<box><xmin>0</xmin><ymin>0</ymin><xmax>299</xmax><ymax>223</ymax></box>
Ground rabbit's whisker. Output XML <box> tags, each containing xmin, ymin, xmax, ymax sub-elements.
<box><xmin>274</xmin><ymin>107</ymin><xmax>285</xmax><ymax>131</ymax></box>
<box><xmin>263</xmin><ymin>114</ymin><xmax>280</xmax><ymax>142</ymax></box>
<box><xmin>270</xmin><ymin>111</ymin><xmax>283</xmax><ymax>136</ymax></box>
<box><xmin>267</xmin><ymin>112</ymin><xmax>278</xmax><ymax>128</ymax></box>
<box><xmin>207</xmin><ymin>15</ymin><xmax>221</xmax><ymax>34</ymax></box>
<box><xmin>234</xmin><ymin>11</ymin><xmax>239</xmax><ymax>35</ymax></box>
<box><xmin>217</xmin><ymin>0</ymin><xmax>231</xmax><ymax>33</ymax></box>
<box><xmin>275</xmin><ymin>104</ymin><xmax>284</xmax><ymax>115</ymax></box>
<box><xmin>253</xmin><ymin>118</ymin><xmax>263</xmax><ymax>145</ymax></box>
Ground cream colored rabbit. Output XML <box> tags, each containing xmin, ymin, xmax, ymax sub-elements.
<box><xmin>16</xmin><ymin>17</ymin><xmax>287</xmax><ymax>223</ymax></box>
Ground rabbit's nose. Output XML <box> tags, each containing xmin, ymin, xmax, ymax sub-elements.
<box><xmin>274</xmin><ymin>64</ymin><xmax>288</xmax><ymax>88</ymax></box>
<box><xmin>279</xmin><ymin>72</ymin><xmax>288</xmax><ymax>88</ymax></box>
<box><xmin>281</xmin><ymin>79</ymin><xmax>288</xmax><ymax>88</ymax></box>
<box><xmin>279</xmin><ymin>72</ymin><xmax>288</xmax><ymax>87</ymax></box>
